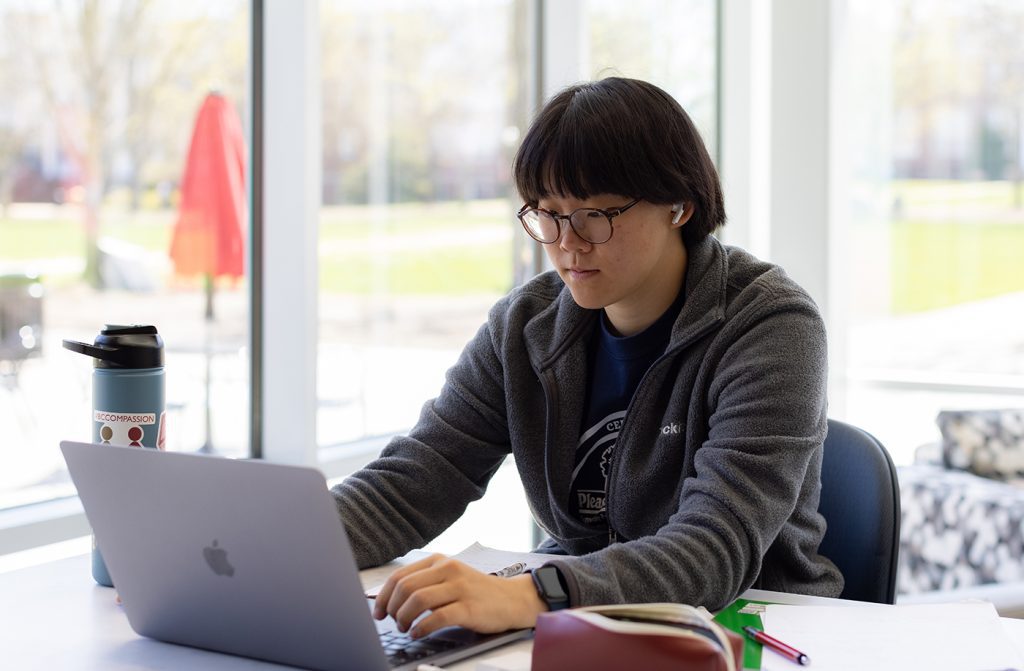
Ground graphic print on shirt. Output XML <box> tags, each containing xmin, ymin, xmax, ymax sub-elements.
<box><xmin>570</xmin><ymin>409</ymin><xmax>626</xmax><ymax>525</ymax></box>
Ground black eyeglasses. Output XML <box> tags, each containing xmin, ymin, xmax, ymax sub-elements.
<box><xmin>517</xmin><ymin>198</ymin><xmax>641</xmax><ymax>245</ymax></box>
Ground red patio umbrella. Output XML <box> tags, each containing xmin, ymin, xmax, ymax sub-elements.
<box><xmin>169</xmin><ymin>91</ymin><xmax>246</xmax><ymax>452</ymax></box>
<box><xmin>169</xmin><ymin>91</ymin><xmax>247</xmax><ymax>318</ymax></box>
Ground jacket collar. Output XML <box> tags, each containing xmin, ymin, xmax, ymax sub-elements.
<box><xmin>672</xmin><ymin>233</ymin><xmax>729</xmax><ymax>346</ymax></box>
<box><xmin>523</xmin><ymin>235</ymin><xmax>729</xmax><ymax>370</ymax></box>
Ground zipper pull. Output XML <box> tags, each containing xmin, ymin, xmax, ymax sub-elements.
<box><xmin>608</xmin><ymin>528</ymin><xmax>618</xmax><ymax>545</ymax></box>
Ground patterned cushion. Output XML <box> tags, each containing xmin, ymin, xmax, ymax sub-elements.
<box><xmin>898</xmin><ymin>464</ymin><xmax>1024</xmax><ymax>594</ymax></box>
<box><xmin>936</xmin><ymin>409</ymin><xmax>1024</xmax><ymax>480</ymax></box>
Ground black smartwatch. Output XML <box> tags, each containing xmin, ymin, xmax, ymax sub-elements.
<box><xmin>531</xmin><ymin>565</ymin><xmax>570</xmax><ymax>611</ymax></box>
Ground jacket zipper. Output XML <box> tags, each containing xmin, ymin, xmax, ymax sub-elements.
<box><xmin>535</xmin><ymin>365</ymin><xmax>560</xmax><ymax>539</ymax></box>
<box><xmin>604</xmin><ymin>315</ymin><xmax>723</xmax><ymax>546</ymax></box>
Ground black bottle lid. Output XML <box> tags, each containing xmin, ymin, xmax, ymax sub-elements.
<box><xmin>62</xmin><ymin>324</ymin><xmax>164</xmax><ymax>369</ymax></box>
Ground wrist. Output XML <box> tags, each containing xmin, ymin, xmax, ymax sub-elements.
<box><xmin>530</xmin><ymin>565</ymin><xmax>570</xmax><ymax>612</ymax></box>
<box><xmin>511</xmin><ymin>574</ymin><xmax>548</xmax><ymax>628</ymax></box>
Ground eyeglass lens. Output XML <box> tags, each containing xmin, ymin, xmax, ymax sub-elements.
<box><xmin>522</xmin><ymin>209</ymin><xmax>611</xmax><ymax>244</ymax></box>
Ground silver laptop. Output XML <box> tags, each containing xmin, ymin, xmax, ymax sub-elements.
<box><xmin>60</xmin><ymin>440</ymin><xmax>530</xmax><ymax>671</ymax></box>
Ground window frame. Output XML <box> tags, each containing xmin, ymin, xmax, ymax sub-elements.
<box><xmin>1</xmin><ymin>0</ymin><xmax>729</xmax><ymax>556</ymax></box>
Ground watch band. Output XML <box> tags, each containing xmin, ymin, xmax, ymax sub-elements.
<box><xmin>531</xmin><ymin>565</ymin><xmax>570</xmax><ymax>611</ymax></box>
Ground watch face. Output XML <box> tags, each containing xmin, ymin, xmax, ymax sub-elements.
<box><xmin>535</xmin><ymin>566</ymin><xmax>568</xmax><ymax>602</ymax></box>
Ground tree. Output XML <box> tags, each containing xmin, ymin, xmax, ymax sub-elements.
<box><xmin>320</xmin><ymin>3</ymin><xmax>515</xmax><ymax>205</ymax></box>
<box><xmin>6</xmin><ymin>1</ymin><xmax>247</xmax><ymax>286</ymax></box>
<box><xmin>0</xmin><ymin>24</ymin><xmax>37</xmax><ymax>218</ymax></box>
<box><xmin>892</xmin><ymin>1</ymin><xmax>983</xmax><ymax>178</ymax></box>
<box><xmin>974</xmin><ymin>0</ymin><xmax>1024</xmax><ymax>206</ymax></box>
<box><xmin>20</xmin><ymin>1</ymin><xmax>122</xmax><ymax>286</ymax></box>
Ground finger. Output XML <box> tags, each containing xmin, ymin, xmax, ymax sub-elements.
<box><xmin>373</xmin><ymin>553</ymin><xmax>445</xmax><ymax>619</ymax></box>
<box><xmin>393</xmin><ymin>581</ymin><xmax>461</xmax><ymax>633</ymax></box>
<box><xmin>386</xmin><ymin>563</ymin><xmax>456</xmax><ymax>624</ymax></box>
<box><xmin>408</xmin><ymin>600</ymin><xmax>469</xmax><ymax>639</ymax></box>
<box><xmin>413</xmin><ymin>573</ymin><xmax>540</xmax><ymax>636</ymax></box>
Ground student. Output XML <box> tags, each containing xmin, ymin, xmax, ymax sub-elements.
<box><xmin>330</xmin><ymin>77</ymin><xmax>843</xmax><ymax>639</ymax></box>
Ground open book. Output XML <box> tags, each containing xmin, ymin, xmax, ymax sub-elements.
<box><xmin>533</xmin><ymin>602</ymin><xmax>741</xmax><ymax>671</ymax></box>
<box><xmin>564</xmin><ymin>603</ymin><xmax>733</xmax><ymax>644</ymax></box>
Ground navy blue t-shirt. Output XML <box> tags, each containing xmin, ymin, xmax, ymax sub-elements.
<box><xmin>569</xmin><ymin>288</ymin><xmax>686</xmax><ymax>526</ymax></box>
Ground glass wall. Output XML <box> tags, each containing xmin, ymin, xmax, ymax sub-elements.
<box><xmin>0</xmin><ymin>0</ymin><xmax>718</xmax><ymax>550</ymax></box>
<box><xmin>839</xmin><ymin>0</ymin><xmax>1024</xmax><ymax>461</ymax></box>
<box><xmin>317</xmin><ymin>0</ymin><xmax>530</xmax><ymax>552</ymax></box>
<box><xmin>316</xmin><ymin>0</ymin><xmax>718</xmax><ymax>552</ymax></box>
<box><xmin>583</xmin><ymin>0</ymin><xmax>718</xmax><ymax>155</ymax></box>
<box><xmin>317</xmin><ymin>0</ymin><xmax>529</xmax><ymax>451</ymax></box>
<box><xmin>0</xmin><ymin>1</ymin><xmax>250</xmax><ymax>510</ymax></box>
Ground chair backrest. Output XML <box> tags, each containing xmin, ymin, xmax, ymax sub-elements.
<box><xmin>817</xmin><ymin>419</ymin><xmax>901</xmax><ymax>604</ymax></box>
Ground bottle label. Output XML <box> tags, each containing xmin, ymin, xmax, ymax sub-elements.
<box><xmin>93</xmin><ymin>411</ymin><xmax>157</xmax><ymax>424</ymax></box>
<box><xmin>94</xmin><ymin>410</ymin><xmax>158</xmax><ymax>447</ymax></box>
<box><xmin>156</xmin><ymin>412</ymin><xmax>167</xmax><ymax>451</ymax></box>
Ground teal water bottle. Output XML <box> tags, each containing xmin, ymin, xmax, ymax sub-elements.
<box><xmin>63</xmin><ymin>325</ymin><xmax>166</xmax><ymax>587</ymax></box>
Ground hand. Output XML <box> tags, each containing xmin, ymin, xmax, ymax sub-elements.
<box><xmin>372</xmin><ymin>553</ymin><xmax>547</xmax><ymax>638</ymax></box>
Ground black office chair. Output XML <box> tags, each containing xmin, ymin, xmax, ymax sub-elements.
<box><xmin>816</xmin><ymin>419</ymin><xmax>901</xmax><ymax>604</ymax></box>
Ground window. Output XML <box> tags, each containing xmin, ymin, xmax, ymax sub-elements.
<box><xmin>316</xmin><ymin>0</ymin><xmax>719</xmax><ymax>553</ymax></box>
<box><xmin>0</xmin><ymin>1</ymin><xmax>250</xmax><ymax>511</ymax></box>
<box><xmin>583</xmin><ymin>0</ymin><xmax>718</xmax><ymax>156</ymax></box>
<box><xmin>316</xmin><ymin>0</ymin><xmax>719</xmax><ymax>456</ymax></box>
<box><xmin>316</xmin><ymin>0</ymin><xmax>532</xmax><ymax>552</ymax></box>
<box><xmin>0</xmin><ymin>0</ymin><xmax>719</xmax><ymax>555</ymax></box>
<box><xmin>839</xmin><ymin>0</ymin><xmax>1024</xmax><ymax>461</ymax></box>
<box><xmin>317</xmin><ymin>1</ymin><xmax>530</xmax><ymax>450</ymax></box>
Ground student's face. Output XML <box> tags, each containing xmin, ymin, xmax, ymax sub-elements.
<box><xmin>539</xmin><ymin>193</ymin><xmax>689</xmax><ymax>334</ymax></box>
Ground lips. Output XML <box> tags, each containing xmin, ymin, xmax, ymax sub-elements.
<box><xmin>568</xmin><ymin>267</ymin><xmax>599</xmax><ymax>281</ymax></box>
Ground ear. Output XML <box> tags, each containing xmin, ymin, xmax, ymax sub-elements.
<box><xmin>670</xmin><ymin>202</ymin><xmax>693</xmax><ymax>227</ymax></box>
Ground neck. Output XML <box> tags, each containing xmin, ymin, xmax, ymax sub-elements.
<box><xmin>604</xmin><ymin>241</ymin><xmax>688</xmax><ymax>337</ymax></box>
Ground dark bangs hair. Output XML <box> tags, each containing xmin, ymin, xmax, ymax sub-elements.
<box><xmin>513</xmin><ymin>77</ymin><xmax>725</xmax><ymax>245</ymax></box>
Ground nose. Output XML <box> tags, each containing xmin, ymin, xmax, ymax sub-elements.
<box><xmin>557</xmin><ymin>219</ymin><xmax>591</xmax><ymax>253</ymax></box>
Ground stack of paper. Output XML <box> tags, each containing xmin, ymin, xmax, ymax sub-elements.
<box><xmin>759</xmin><ymin>602</ymin><xmax>1023</xmax><ymax>671</ymax></box>
<box><xmin>445</xmin><ymin>542</ymin><xmax>551</xmax><ymax>574</ymax></box>
<box><xmin>361</xmin><ymin>542</ymin><xmax>550</xmax><ymax>596</ymax></box>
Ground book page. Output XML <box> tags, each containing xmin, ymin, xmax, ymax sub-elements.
<box><xmin>759</xmin><ymin>602</ymin><xmax>1023</xmax><ymax>671</ymax></box>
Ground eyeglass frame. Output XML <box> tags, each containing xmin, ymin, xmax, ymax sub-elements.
<box><xmin>516</xmin><ymin>198</ymin><xmax>641</xmax><ymax>245</ymax></box>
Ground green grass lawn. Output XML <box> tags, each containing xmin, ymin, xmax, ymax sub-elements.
<box><xmin>890</xmin><ymin>219</ymin><xmax>1024</xmax><ymax>313</ymax></box>
<box><xmin>0</xmin><ymin>218</ymin><xmax>86</xmax><ymax>259</ymax></box>
<box><xmin>2</xmin><ymin>190</ymin><xmax>1022</xmax><ymax>309</ymax></box>
<box><xmin>0</xmin><ymin>212</ymin><xmax>171</xmax><ymax>260</ymax></box>
<box><xmin>320</xmin><ymin>246</ymin><xmax>511</xmax><ymax>295</ymax></box>
<box><xmin>0</xmin><ymin>201</ymin><xmax>513</xmax><ymax>295</ymax></box>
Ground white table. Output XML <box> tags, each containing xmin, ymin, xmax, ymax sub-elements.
<box><xmin>0</xmin><ymin>551</ymin><xmax>527</xmax><ymax>670</ymax></box>
<box><xmin>3</xmin><ymin>552</ymin><xmax>1024</xmax><ymax>670</ymax></box>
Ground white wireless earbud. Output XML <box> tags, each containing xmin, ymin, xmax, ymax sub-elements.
<box><xmin>671</xmin><ymin>203</ymin><xmax>687</xmax><ymax>225</ymax></box>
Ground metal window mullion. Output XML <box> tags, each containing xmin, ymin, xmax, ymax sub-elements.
<box><xmin>260</xmin><ymin>0</ymin><xmax>320</xmax><ymax>465</ymax></box>
<box><xmin>249</xmin><ymin>0</ymin><xmax>265</xmax><ymax>459</ymax></box>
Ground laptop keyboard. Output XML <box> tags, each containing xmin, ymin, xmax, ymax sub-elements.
<box><xmin>379</xmin><ymin>629</ymin><xmax>466</xmax><ymax>667</ymax></box>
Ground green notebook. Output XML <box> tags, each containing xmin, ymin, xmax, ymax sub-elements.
<box><xmin>713</xmin><ymin>599</ymin><xmax>770</xmax><ymax>670</ymax></box>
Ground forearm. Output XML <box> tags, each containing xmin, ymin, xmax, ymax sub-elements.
<box><xmin>331</xmin><ymin>474</ymin><xmax>435</xmax><ymax>568</ymax></box>
<box><xmin>544</xmin><ymin>517</ymin><xmax>754</xmax><ymax>611</ymax></box>
<box><xmin>331</xmin><ymin>434</ymin><xmax>498</xmax><ymax>567</ymax></box>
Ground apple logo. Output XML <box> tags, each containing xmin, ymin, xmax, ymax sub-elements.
<box><xmin>203</xmin><ymin>539</ymin><xmax>235</xmax><ymax>577</ymax></box>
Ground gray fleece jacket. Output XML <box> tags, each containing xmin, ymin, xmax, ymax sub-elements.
<box><xmin>331</xmin><ymin>235</ymin><xmax>843</xmax><ymax>611</ymax></box>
